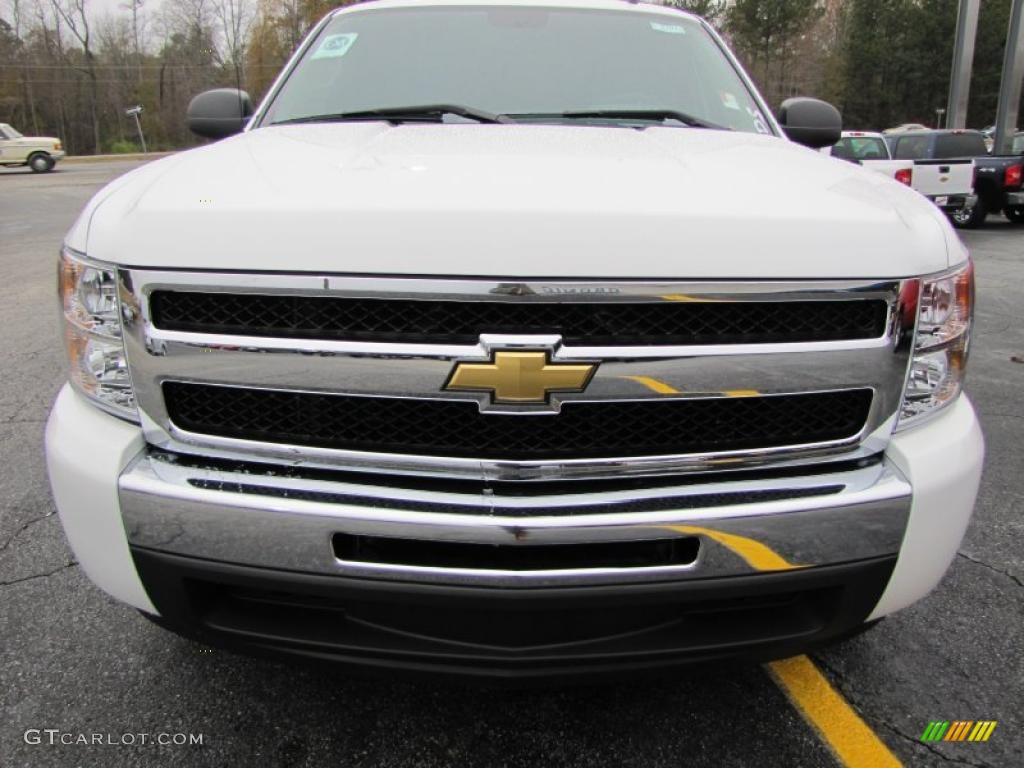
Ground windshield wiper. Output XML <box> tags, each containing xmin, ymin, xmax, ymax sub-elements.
<box><xmin>274</xmin><ymin>104</ymin><xmax>514</xmax><ymax>125</ymax></box>
<box><xmin>512</xmin><ymin>109</ymin><xmax>728</xmax><ymax>130</ymax></box>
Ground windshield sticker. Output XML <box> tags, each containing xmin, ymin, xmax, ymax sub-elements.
<box><xmin>650</xmin><ymin>22</ymin><xmax>687</xmax><ymax>35</ymax></box>
<box><xmin>720</xmin><ymin>92</ymin><xmax>741</xmax><ymax>111</ymax></box>
<box><xmin>747</xmin><ymin>107</ymin><xmax>771</xmax><ymax>135</ymax></box>
<box><xmin>311</xmin><ymin>33</ymin><xmax>358</xmax><ymax>60</ymax></box>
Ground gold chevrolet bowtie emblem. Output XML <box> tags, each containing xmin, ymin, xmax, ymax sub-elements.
<box><xmin>445</xmin><ymin>351</ymin><xmax>597</xmax><ymax>404</ymax></box>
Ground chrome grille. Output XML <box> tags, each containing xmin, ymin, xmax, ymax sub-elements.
<box><xmin>119</xmin><ymin>272</ymin><xmax>917</xmax><ymax>481</ymax></box>
<box><xmin>163</xmin><ymin>382</ymin><xmax>873</xmax><ymax>460</ymax></box>
<box><xmin>148</xmin><ymin>290</ymin><xmax>889</xmax><ymax>345</ymax></box>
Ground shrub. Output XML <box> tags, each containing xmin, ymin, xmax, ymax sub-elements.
<box><xmin>108</xmin><ymin>139</ymin><xmax>141</xmax><ymax>154</ymax></box>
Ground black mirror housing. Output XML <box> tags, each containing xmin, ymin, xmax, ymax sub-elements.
<box><xmin>187</xmin><ymin>89</ymin><xmax>254</xmax><ymax>140</ymax></box>
<box><xmin>778</xmin><ymin>98</ymin><xmax>842</xmax><ymax>149</ymax></box>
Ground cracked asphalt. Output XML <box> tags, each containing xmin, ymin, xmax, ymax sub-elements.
<box><xmin>1</xmin><ymin>160</ymin><xmax>1022</xmax><ymax>768</ymax></box>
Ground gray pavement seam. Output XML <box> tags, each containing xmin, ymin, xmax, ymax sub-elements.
<box><xmin>975</xmin><ymin>412</ymin><xmax>1024</xmax><ymax>423</ymax></box>
<box><xmin>957</xmin><ymin>551</ymin><xmax>1024</xmax><ymax>588</ymax></box>
<box><xmin>0</xmin><ymin>511</ymin><xmax>55</xmax><ymax>557</ymax></box>
<box><xmin>0</xmin><ymin>560</ymin><xmax>76</xmax><ymax>588</ymax></box>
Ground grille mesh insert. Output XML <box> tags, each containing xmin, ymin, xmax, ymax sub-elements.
<box><xmin>149</xmin><ymin>291</ymin><xmax>888</xmax><ymax>345</ymax></box>
<box><xmin>164</xmin><ymin>383</ymin><xmax>873</xmax><ymax>460</ymax></box>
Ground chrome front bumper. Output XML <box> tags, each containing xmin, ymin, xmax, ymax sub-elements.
<box><xmin>120</xmin><ymin>452</ymin><xmax>911</xmax><ymax>588</ymax></box>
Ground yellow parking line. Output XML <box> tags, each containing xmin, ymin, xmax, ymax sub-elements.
<box><xmin>660</xmin><ymin>294</ymin><xmax>726</xmax><ymax>303</ymax></box>
<box><xmin>665</xmin><ymin>521</ymin><xmax>896</xmax><ymax>766</ymax></box>
<box><xmin>623</xmin><ymin>378</ymin><xmax>762</xmax><ymax>400</ymax></box>
<box><xmin>663</xmin><ymin>525</ymin><xmax>803</xmax><ymax>572</ymax></box>
<box><xmin>623</xmin><ymin>376</ymin><xmax>681</xmax><ymax>395</ymax></box>
<box><xmin>660</xmin><ymin>294</ymin><xmax>702</xmax><ymax>302</ymax></box>
<box><xmin>768</xmin><ymin>656</ymin><xmax>902</xmax><ymax>768</ymax></box>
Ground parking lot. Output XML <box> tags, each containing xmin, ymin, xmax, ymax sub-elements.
<box><xmin>0</xmin><ymin>159</ymin><xmax>1021</xmax><ymax>768</ymax></box>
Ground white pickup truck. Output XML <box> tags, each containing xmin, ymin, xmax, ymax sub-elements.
<box><xmin>46</xmin><ymin>0</ymin><xmax>983</xmax><ymax>680</ymax></box>
<box><xmin>889</xmin><ymin>130</ymin><xmax>978</xmax><ymax>221</ymax></box>
<box><xmin>822</xmin><ymin>131</ymin><xmax>913</xmax><ymax>185</ymax></box>
<box><xmin>0</xmin><ymin>122</ymin><xmax>65</xmax><ymax>171</ymax></box>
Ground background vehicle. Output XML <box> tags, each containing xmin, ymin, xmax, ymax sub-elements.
<box><xmin>981</xmin><ymin>125</ymin><xmax>996</xmax><ymax>153</ymax></box>
<box><xmin>883</xmin><ymin>123</ymin><xmax>929</xmax><ymax>136</ymax></box>
<box><xmin>1012</xmin><ymin>131</ymin><xmax>1024</xmax><ymax>155</ymax></box>
<box><xmin>46</xmin><ymin>0</ymin><xmax>983</xmax><ymax>680</ymax></box>
<box><xmin>822</xmin><ymin>131</ymin><xmax>913</xmax><ymax>185</ymax></box>
<box><xmin>1007</xmin><ymin>133</ymin><xmax>1024</xmax><ymax>222</ymax></box>
<box><xmin>890</xmin><ymin>129</ymin><xmax>1022</xmax><ymax>228</ymax></box>
<box><xmin>889</xmin><ymin>130</ymin><xmax>976</xmax><ymax>222</ymax></box>
<box><xmin>977</xmin><ymin>125</ymin><xmax>1019</xmax><ymax>154</ymax></box>
<box><xmin>0</xmin><ymin>123</ymin><xmax>65</xmax><ymax>172</ymax></box>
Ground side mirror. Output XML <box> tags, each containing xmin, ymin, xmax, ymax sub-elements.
<box><xmin>187</xmin><ymin>88</ymin><xmax>254</xmax><ymax>139</ymax></box>
<box><xmin>778</xmin><ymin>98</ymin><xmax>842</xmax><ymax>149</ymax></box>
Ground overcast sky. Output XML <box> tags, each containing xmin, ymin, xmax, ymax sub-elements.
<box><xmin>86</xmin><ymin>0</ymin><xmax>165</xmax><ymax>23</ymax></box>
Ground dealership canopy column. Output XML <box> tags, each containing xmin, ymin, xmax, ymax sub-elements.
<box><xmin>946</xmin><ymin>0</ymin><xmax>980</xmax><ymax>129</ymax></box>
<box><xmin>993</xmin><ymin>0</ymin><xmax>1024</xmax><ymax>154</ymax></box>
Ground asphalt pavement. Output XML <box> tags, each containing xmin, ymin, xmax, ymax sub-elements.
<box><xmin>1</xmin><ymin>160</ymin><xmax>1021</xmax><ymax>768</ymax></box>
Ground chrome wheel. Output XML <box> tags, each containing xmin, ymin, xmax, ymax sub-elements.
<box><xmin>950</xmin><ymin>198</ymin><xmax>986</xmax><ymax>229</ymax></box>
<box><xmin>950</xmin><ymin>206</ymin><xmax>972</xmax><ymax>226</ymax></box>
<box><xmin>28</xmin><ymin>154</ymin><xmax>53</xmax><ymax>173</ymax></box>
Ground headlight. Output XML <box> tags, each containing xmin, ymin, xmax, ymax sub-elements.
<box><xmin>58</xmin><ymin>248</ymin><xmax>138</xmax><ymax>421</ymax></box>
<box><xmin>897</xmin><ymin>258</ymin><xmax>973</xmax><ymax>429</ymax></box>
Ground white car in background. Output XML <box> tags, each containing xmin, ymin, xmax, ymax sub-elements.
<box><xmin>822</xmin><ymin>131</ymin><xmax>913</xmax><ymax>185</ymax></box>
<box><xmin>0</xmin><ymin>122</ymin><xmax>65</xmax><ymax>172</ymax></box>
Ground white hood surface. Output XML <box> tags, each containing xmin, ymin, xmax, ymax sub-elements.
<box><xmin>15</xmin><ymin>135</ymin><xmax>60</xmax><ymax>144</ymax></box>
<box><xmin>76</xmin><ymin>123</ymin><xmax>958</xmax><ymax>279</ymax></box>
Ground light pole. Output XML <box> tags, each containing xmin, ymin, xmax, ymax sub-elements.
<box><xmin>935</xmin><ymin>108</ymin><xmax>947</xmax><ymax>129</ymax></box>
<box><xmin>125</xmin><ymin>105</ymin><xmax>147</xmax><ymax>153</ymax></box>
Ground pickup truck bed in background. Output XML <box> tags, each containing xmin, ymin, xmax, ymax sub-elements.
<box><xmin>890</xmin><ymin>129</ymin><xmax>1022</xmax><ymax>228</ymax></box>
<box><xmin>910</xmin><ymin>158</ymin><xmax>976</xmax><ymax>216</ymax></box>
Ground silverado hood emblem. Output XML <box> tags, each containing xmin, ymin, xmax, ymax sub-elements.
<box><xmin>445</xmin><ymin>350</ymin><xmax>597</xmax><ymax>406</ymax></box>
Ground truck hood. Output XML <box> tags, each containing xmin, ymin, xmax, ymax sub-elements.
<box><xmin>76</xmin><ymin>123</ymin><xmax>958</xmax><ymax>279</ymax></box>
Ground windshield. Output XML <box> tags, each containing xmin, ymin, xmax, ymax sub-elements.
<box><xmin>1013</xmin><ymin>134</ymin><xmax>1024</xmax><ymax>155</ymax></box>
<box><xmin>831</xmin><ymin>136</ymin><xmax>889</xmax><ymax>161</ymax></box>
<box><xmin>934</xmin><ymin>133</ymin><xmax>987</xmax><ymax>158</ymax></box>
<box><xmin>893</xmin><ymin>135</ymin><xmax>930</xmax><ymax>160</ymax></box>
<box><xmin>0</xmin><ymin>124</ymin><xmax>23</xmax><ymax>139</ymax></box>
<box><xmin>261</xmin><ymin>6</ymin><xmax>773</xmax><ymax>135</ymax></box>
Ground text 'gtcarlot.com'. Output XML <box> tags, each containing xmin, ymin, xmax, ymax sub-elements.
<box><xmin>24</xmin><ymin>730</ymin><xmax>204</xmax><ymax>746</ymax></box>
